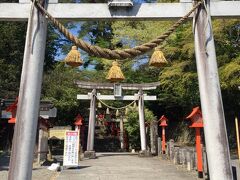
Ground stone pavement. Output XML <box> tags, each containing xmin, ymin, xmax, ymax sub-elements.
<box><xmin>0</xmin><ymin>152</ymin><xmax>58</xmax><ymax>180</ymax></box>
<box><xmin>56</xmin><ymin>152</ymin><xmax>198</xmax><ymax>180</ymax></box>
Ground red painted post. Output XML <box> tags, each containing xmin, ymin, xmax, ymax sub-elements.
<box><xmin>162</xmin><ymin>126</ymin><xmax>166</xmax><ymax>153</ymax></box>
<box><xmin>186</xmin><ymin>107</ymin><xmax>204</xmax><ymax>178</ymax></box>
<box><xmin>74</xmin><ymin>114</ymin><xmax>83</xmax><ymax>157</ymax></box>
<box><xmin>159</xmin><ymin>115</ymin><xmax>168</xmax><ymax>154</ymax></box>
<box><xmin>196</xmin><ymin>127</ymin><xmax>203</xmax><ymax>177</ymax></box>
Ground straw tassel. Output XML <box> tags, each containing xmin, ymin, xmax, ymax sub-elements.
<box><xmin>133</xmin><ymin>102</ymin><xmax>137</xmax><ymax>109</ymax></box>
<box><xmin>125</xmin><ymin>107</ymin><xmax>129</xmax><ymax>115</ymax></box>
<box><xmin>149</xmin><ymin>49</ymin><xmax>168</xmax><ymax>67</ymax></box>
<box><xmin>65</xmin><ymin>46</ymin><xmax>83</xmax><ymax>67</ymax></box>
<box><xmin>116</xmin><ymin>109</ymin><xmax>120</xmax><ymax>117</ymax></box>
<box><xmin>106</xmin><ymin>108</ymin><xmax>110</xmax><ymax>114</ymax></box>
<box><xmin>98</xmin><ymin>102</ymin><xmax>102</xmax><ymax>108</ymax></box>
<box><xmin>106</xmin><ymin>61</ymin><xmax>125</xmax><ymax>82</ymax></box>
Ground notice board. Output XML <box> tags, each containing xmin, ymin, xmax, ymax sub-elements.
<box><xmin>63</xmin><ymin>130</ymin><xmax>79</xmax><ymax>166</ymax></box>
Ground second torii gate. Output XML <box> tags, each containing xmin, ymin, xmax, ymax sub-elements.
<box><xmin>76</xmin><ymin>81</ymin><xmax>159</xmax><ymax>157</ymax></box>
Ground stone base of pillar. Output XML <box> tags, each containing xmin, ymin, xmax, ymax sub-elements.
<box><xmin>138</xmin><ymin>150</ymin><xmax>152</xmax><ymax>157</ymax></box>
<box><xmin>84</xmin><ymin>151</ymin><xmax>96</xmax><ymax>159</ymax></box>
<box><xmin>159</xmin><ymin>154</ymin><xmax>168</xmax><ymax>160</ymax></box>
<box><xmin>198</xmin><ymin>171</ymin><xmax>204</xmax><ymax>179</ymax></box>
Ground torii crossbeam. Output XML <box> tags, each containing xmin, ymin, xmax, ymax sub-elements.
<box><xmin>1</xmin><ymin>0</ymin><xmax>239</xmax><ymax>180</ymax></box>
<box><xmin>0</xmin><ymin>1</ymin><xmax>239</xmax><ymax>21</ymax></box>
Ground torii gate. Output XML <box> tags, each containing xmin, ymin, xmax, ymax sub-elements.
<box><xmin>1</xmin><ymin>0</ymin><xmax>239</xmax><ymax>180</ymax></box>
<box><xmin>75</xmin><ymin>81</ymin><xmax>159</xmax><ymax>157</ymax></box>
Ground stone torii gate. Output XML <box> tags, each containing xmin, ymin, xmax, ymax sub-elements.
<box><xmin>75</xmin><ymin>81</ymin><xmax>159</xmax><ymax>157</ymax></box>
<box><xmin>0</xmin><ymin>0</ymin><xmax>239</xmax><ymax>180</ymax></box>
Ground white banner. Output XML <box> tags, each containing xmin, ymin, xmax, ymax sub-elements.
<box><xmin>63</xmin><ymin>130</ymin><xmax>79</xmax><ymax>166</ymax></box>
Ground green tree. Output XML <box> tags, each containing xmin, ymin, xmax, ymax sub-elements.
<box><xmin>125</xmin><ymin>107</ymin><xmax>155</xmax><ymax>149</ymax></box>
<box><xmin>0</xmin><ymin>22</ymin><xmax>26</xmax><ymax>98</ymax></box>
<box><xmin>0</xmin><ymin>22</ymin><xmax>60</xmax><ymax>98</ymax></box>
<box><xmin>42</xmin><ymin>62</ymin><xmax>83</xmax><ymax>125</ymax></box>
<box><xmin>111</xmin><ymin>18</ymin><xmax>240</xmax><ymax>143</ymax></box>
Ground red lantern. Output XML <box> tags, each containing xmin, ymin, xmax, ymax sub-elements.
<box><xmin>186</xmin><ymin>106</ymin><xmax>203</xmax><ymax>128</ymax></box>
<box><xmin>159</xmin><ymin>115</ymin><xmax>168</xmax><ymax>127</ymax></box>
<box><xmin>8</xmin><ymin>117</ymin><xmax>16</xmax><ymax>124</ymax></box>
<box><xmin>74</xmin><ymin>114</ymin><xmax>83</xmax><ymax>126</ymax></box>
<box><xmin>186</xmin><ymin>106</ymin><xmax>204</xmax><ymax>178</ymax></box>
<box><xmin>159</xmin><ymin>115</ymin><xmax>168</xmax><ymax>154</ymax></box>
<box><xmin>6</xmin><ymin>98</ymin><xmax>18</xmax><ymax>124</ymax></box>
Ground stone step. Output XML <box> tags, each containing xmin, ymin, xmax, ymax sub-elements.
<box><xmin>94</xmin><ymin>137</ymin><xmax>121</xmax><ymax>152</ymax></box>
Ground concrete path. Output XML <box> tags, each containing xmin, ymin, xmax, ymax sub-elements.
<box><xmin>56</xmin><ymin>153</ymin><xmax>197</xmax><ymax>180</ymax></box>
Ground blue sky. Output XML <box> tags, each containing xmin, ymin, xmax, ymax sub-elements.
<box><xmin>55</xmin><ymin>0</ymin><xmax>156</xmax><ymax>70</ymax></box>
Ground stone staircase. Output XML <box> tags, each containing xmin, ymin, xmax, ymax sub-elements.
<box><xmin>94</xmin><ymin>125</ymin><xmax>121</xmax><ymax>152</ymax></box>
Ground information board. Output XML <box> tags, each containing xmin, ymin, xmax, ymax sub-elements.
<box><xmin>49</xmin><ymin>126</ymin><xmax>71</xmax><ymax>140</ymax></box>
<box><xmin>63</xmin><ymin>130</ymin><xmax>79</xmax><ymax>166</ymax></box>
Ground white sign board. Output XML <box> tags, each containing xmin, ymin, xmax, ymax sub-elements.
<box><xmin>63</xmin><ymin>131</ymin><xmax>79</xmax><ymax>166</ymax></box>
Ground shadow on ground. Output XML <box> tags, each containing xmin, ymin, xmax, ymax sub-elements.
<box><xmin>0</xmin><ymin>152</ymin><xmax>10</xmax><ymax>171</ymax></box>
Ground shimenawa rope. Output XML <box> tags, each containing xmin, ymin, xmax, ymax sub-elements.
<box><xmin>97</xmin><ymin>97</ymin><xmax>137</xmax><ymax>110</ymax></box>
<box><xmin>33</xmin><ymin>0</ymin><xmax>202</xmax><ymax>60</ymax></box>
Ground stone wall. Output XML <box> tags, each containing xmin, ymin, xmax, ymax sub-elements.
<box><xmin>158</xmin><ymin>139</ymin><xmax>209</xmax><ymax>179</ymax></box>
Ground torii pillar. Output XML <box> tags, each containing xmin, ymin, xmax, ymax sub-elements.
<box><xmin>84</xmin><ymin>89</ymin><xmax>97</xmax><ymax>158</ymax></box>
<box><xmin>193</xmin><ymin>0</ymin><xmax>232</xmax><ymax>179</ymax></box>
<box><xmin>138</xmin><ymin>89</ymin><xmax>147</xmax><ymax>152</ymax></box>
<box><xmin>8</xmin><ymin>0</ymin><xmax>48</xmax><ymax>179</ymax></box>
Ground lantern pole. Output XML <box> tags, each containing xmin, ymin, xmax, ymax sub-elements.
<box><xmin>8</xmin><ymin>0</ymin><xmax>48</xmax><ymax>179</ymax></box>
<box><xmin>162</xmin><ymin>126</ymin><xmax>166</xmax><ymax>154</ymax></box>
<box><xmin>193</xmin><ymin>0</ymin><xmax>233</xmax><ymax>179</ymax></box>
<box><xmin>195</xmin><ymin>127</ymin><xmax>203</xmax><ymax>178</ymax></box>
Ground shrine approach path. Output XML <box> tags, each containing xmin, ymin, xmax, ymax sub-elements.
<box><xmin>56</xmin><ymin>152</ymin><xmax>197</xmax><ymax>180</ymax></box>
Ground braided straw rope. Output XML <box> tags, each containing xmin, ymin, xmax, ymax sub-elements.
<box><xmin>34</xmin><ymin>1</ymin><xmax>202</xmax><ymax>60</ymax></box>
<box><xmin>98</xmin><ymin>97</ymin><xmax>137</xmax><ymax>110</ymax></box>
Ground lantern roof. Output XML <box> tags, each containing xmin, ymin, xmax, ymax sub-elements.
<box><xmin>8</xmin><ymin>117</ymin><xmax>16</xmax><ymax>124</ymax></box>
<box><xmin>186</xmin><ymin>106</ymin><xmax>203</xmax><ymax>128</ymax></box>
<box><xmin>159</xmin><ymin>115</ymin><xmax>168</xmax><ymax>126</ymax></box>
<box><xmin>160</xmin><ymin>115</ymin><xmax>168</xmax><ymax>121</ymax></box>
<box><xmin>186</xmin><ymin>106</ymin><xmax>201</xmax><ymax>119</ymax></box>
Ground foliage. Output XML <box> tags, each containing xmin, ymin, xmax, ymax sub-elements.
<box><xmin>0</xmin><ymin>22</ymin><xmax>26</xmax><ymax>98</ymax></box>
<box><xmin>124</xmin><ymin>107</ymin><xmax>155</xmax><ymax>149</ymax></box>
<box><xmin>111</xmin><ymin>18</ymin><xmax>240</xmax><ymax>144</ymax></box>
<box><xmin>42</xmin><ymin>62</ymin><xmax>84</xmax><ymax>125</ymax></box>
<box><xmin>220</xmin><ymin>58</ymin><xmax>240</xmax><ymax>90</ymax></box>
<box><xmin>157</xmin><ymin>61</ymin><xmax>200</xmax><ymax>109</ymax></box>
<box><xmin>0</xmin><ymin>22</ymin><xmax>60</xmax><ymax>98</ymax></box>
